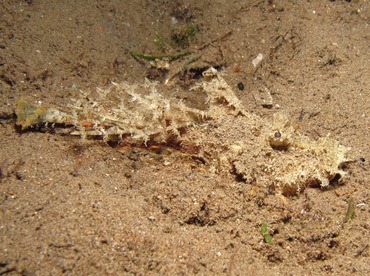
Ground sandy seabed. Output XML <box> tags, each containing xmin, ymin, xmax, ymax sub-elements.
<box><xmin>1</xmin><ymin>0</ymin><xmax>369</xmax><ymax>274</ymax></box>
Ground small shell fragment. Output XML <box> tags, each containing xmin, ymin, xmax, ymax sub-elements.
<box><xmin>252</xmin><ymin>53</ymin><xmax>264</xmax><ymax>67</ymax></box>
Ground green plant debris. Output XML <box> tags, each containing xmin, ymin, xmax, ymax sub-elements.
<box><xmin>129</xmin><ymin>50</ymin><xmax>192</xmax><ymax>62</ymax></box>
<box><xmin>181</xmin><ymin>54</ymin><xmax>201</xmax><ymax>72</ymax></box>
<box><xmin>153</xmin><ymin>34</ymin><xmax>167</xmax><ymax>53</ymax></box>
<box><xmin>261</xmin><ymin>223</ymin><xmax>273</xmax><ymax>244</ymax></box>
<box><xmin>171</xmin><ymin>24</ymin><xmax>199</xmax><ymax>47</ymax></box>
<box><xmin>343</xmin><ymin>198</ymin><xmax>355</xmax><ymax>223</ymax></box>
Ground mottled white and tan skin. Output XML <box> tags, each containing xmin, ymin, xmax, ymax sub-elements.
<box><xmin>187</xmin><ymin>72</ymin><xmax>348</xmax><ymax>195</ymax></box>
<box><xmin>16</xmin><ymin>69</ymin><xmax>349</xmax><ymax>196</ymax></box>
